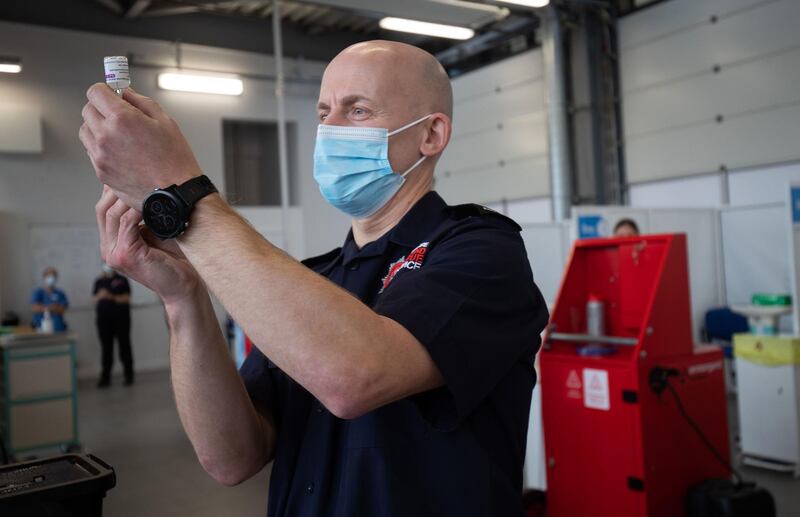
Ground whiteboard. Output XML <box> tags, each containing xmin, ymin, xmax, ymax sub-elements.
<box><xmin>30</xmin><ymin>225</ymin><xmax>159</xmax><ymax>309</ymax></box>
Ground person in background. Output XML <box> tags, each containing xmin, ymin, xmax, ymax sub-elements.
<box><xmin>613</xmin><ymin>218</ymin><xmax>640</xmax><ymax>237</ymax></box>
<box><xmin>93</xmin><ymin>264</ymin><xmax>134</xmax><ymax>387</ymax></box>
<box><xmin>31</xmin><ymin>267</ymin><xmax>69</xmax><ymax>331</ymax></box>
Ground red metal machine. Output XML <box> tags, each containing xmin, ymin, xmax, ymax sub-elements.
<box><xmin>541</xmin><ymin>234</ymin><xmax>730</xmax><ymax>517</ymax></box>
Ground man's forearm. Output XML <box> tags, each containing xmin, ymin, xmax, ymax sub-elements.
<box><xmin>175</xmin><ymin>194</ymin><xmax>419</xmax><ymax>418</ymax></box>
<box><xmin>166</xmin><ymin>286</ymin><xmax>274</xmax><ymax>485</ymax></box>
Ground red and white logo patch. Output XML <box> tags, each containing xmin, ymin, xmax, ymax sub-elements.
<box><xmin>379</xmin><ymin>241</ymin><xmax>429</xmax><ymax>293</ymax></box>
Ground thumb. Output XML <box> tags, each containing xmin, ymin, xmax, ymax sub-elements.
<box><xmin>122</xmin><ymin>87</ymin><xmax>163</xmax><ymax>119</ymax></box>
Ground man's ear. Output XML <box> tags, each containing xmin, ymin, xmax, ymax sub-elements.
<box><xmin>420</xmin><ymin>113</ymin><xmax>451</xmax><ymax>157</ymax></box>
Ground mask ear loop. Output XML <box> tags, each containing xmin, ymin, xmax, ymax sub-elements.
<box><xmin>401</xmin><ymin>155</ymin><xmax>427</xmax><ymax>177</ymax></box>
<box><xmin>388</xmin><ymin>113</ymin><xmax>433</xmax><ymax>136</ymax></box>
<box><xmin>390</xmin><ymin>113</ymin><xmax>433</xmax><ymax>177</ymax></box>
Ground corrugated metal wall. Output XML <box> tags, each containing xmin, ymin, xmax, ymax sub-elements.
<box><xmin>436</xmin><ymin>49</ymin><xmax>550</xmax><ymax>205</ymax></box>
<box><xmin>620</xmin><ymin>0</ymin><xmax>800</xmax><ymax>184</ymax></box>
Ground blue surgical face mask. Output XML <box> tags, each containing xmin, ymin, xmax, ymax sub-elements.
<box><xmin>313</xmin><ymin>114</ymin><xmax>432</xmax><ymax>219</ymax></box>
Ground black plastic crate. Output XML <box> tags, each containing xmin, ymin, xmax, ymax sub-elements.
<box><xmin>0</xmin><ymin>453</ymin><xmax>115</xmax><ymax>517</ymax></box>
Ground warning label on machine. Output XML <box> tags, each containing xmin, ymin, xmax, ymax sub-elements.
<box><xmin>583</xmin><ymin>368</ymin><xmax>610</xmax><ymax>410</ymax></box>
<box><xmin>566</xmin><ymin>369</ymin><xmax>582</xmax><ymax>400</ymax></box>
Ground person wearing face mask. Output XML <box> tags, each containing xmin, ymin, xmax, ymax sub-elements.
<box><xmin>30</xmin><ymin>266</ymin><xmax>69</xmax><ymax>332</ymax></box>
<box><xmin>93</xmin><ymin>264</ymin><xmax>133</xmax><ymax>387</ymax></box>
<box><xmin>80</xmin><ymin>40</ymin><xmax>548</xmax><ymax>516</ymax></box>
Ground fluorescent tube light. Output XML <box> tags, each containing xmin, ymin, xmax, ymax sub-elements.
<box><xmin>157</xmin><ymin>72</ymin><xmax>243</xmax><ymax>96</ymax></box>
<box><xmin>496</xmin><ymin>0</ymin><xmax>550</xmax><ymax>7</ymax></box>
<box><xmin>379</xmin><ymin>17</ymin><xmax>475</xmax><ymax>40</ymax></box>
<box><xmin>0</xmin><ymin>57</ymin><xmax>22</xmax><ymax>74</ymax></box>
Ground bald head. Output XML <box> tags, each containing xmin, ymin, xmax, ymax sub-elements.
<box><xmin>317</xmin><ymin>40</ymin><xmax>454</xmax><ymax>184</ymax></box>
<box><xmin>322</xmin><ymin>40</ymin><xmax>453</xmax><ymax>120</ymax></box>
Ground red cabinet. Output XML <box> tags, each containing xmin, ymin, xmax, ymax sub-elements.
<box><xmin>541</xmin><ymin>234</ymin><xmax>729</xmax><ymax>517</ymax></box>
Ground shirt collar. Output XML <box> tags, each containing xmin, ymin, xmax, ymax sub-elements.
<box><xmin>388</xmin><ymin>190</ymin><xmax>448</xmax><ymax>248</ymax></box>
<box><xmin>340</xmin><ymin>191</ymin><xmax>448</xmax><ymax>264</ymax></box>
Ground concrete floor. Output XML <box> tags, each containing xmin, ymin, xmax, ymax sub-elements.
<box><xmin>66</xmin><ymin>370</ymin><xmax>800</xmax><ymax>517</ymax></box>
<box><xmin>78</xmin><ymin>370</ymin><xmax>271</xmax><ymax>517</ymax></box>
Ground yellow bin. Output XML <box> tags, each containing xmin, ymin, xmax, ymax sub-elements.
<box><xmin>733</xmin><ymin>334</ymin><xmax>800</xmax><ymax>366</ymax></box>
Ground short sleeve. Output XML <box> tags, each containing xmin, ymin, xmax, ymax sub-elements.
<box><xmin>30</xmin><ymin>288</ymin><xmax>44</xmax><ymax>305</ymax></box>
<box><xmin>373</xmin><ymin>223</ymin><xmax>549</xmax><ymax>426</ymax></box>
<box><xmin>93</xmin><ymin>280</ymin><xmax>100</xmax><ymax>295</ymax></box>
<box><xmin>59</xmin><ymin>291</ymin><xmax>69</xmax><ymax>308</ymax></box>
<box><xmin>119</xmin><ymin>277</ymin><xmax>131</xmax><ymax>295</ymax></box>
<box><xmin>239</xmin><ymin>347</ymin><xmax>286</xmax><ymax>428</ymax></box>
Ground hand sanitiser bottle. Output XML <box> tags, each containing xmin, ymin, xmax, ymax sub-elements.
<box><xmin>104</xmin><ymin>56</ymin><xmax>130</xmax><ymax>96</ymax></box>
<box><xmin>40</xmin><ymin>309</ymin><xmax>54</xmax><ymax>334</ymax></box>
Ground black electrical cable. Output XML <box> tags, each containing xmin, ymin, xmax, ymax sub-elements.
<box><xmin>663</xmin><ymin>379</ymin><xmax>745</xmax><ymax>486</ymax></box>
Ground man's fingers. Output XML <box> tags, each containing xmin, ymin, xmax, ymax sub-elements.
<box><xmin>95</xmin><ymin>185</ymin><xmax>117</xmax><ymax>234</ymax></box>
<box><xmin>81</xmin><ymin>103</ymin><xmax>105</xmax><ymax>133</ymax></box>
<box><xmin>79</xmin><ymin>123</ymin><xmax>97</xmax><ymax>155</ymax></box>
<box><xmin>118</xmin><ymin>208</ymin><xmax>143</xmax><ymax>248</ymax></box>
<box><xmin>117</xmin><ymin>209</ymin><xmax>146</xmax><ymax>270</ymax></box>
<box><xmin>95</xmin><ymin>186</ymin><xmax>118</xmax><ymax>261</ymax></box>
<box><xmin>103</xmin><ymin>198</ymin><xmax>128</xmax><ymax>260</ymax></box>
<box><xmin>86</xmin><ymin>82</ymin><xmax>126</xmax><ymax>117</ymax></box>
<box><xmin>122</xmin><ymin>88</ymin><xmax>163</xmax><ymax>119</ymax></box>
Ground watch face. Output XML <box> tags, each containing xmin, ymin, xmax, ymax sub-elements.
<box><xmin>143</xmin><ymin>190</ymin><xmax>187</xmax><ymax>239</ymax></box>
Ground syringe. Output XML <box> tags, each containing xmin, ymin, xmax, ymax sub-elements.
<box><xmin>104</xmin><ymin>56</ymin><xmax>130</xmax><ymax>97</ymax></box>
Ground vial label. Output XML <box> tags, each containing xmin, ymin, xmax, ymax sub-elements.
<box><xmin>104</xmin><ymin>56</ymin><xmax>130</xmax><ymax>91</ymax></box>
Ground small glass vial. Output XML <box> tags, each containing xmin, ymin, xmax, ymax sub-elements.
<box><xmin>104</xmin><ymin>56</ymin><xmax>130</xmax><ymax>96</ymax></box>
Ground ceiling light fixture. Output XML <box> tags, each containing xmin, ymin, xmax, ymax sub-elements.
<box><xmin>157</xmin><ymin>71</ymin><xmax>243</xmax><ymax>96</ymax></box>
<box><xmin>496</xmin><ymin>0</ymin><xmax>550</xmax><ymax>7</ymax></box>
<box><xmin>0</xmin><ymin>57</ymin><xmax>22</xmax><ymax>74</ymax></box>
<box><xmin>379</xmin><ymin>17</ymin><xmax>475</xmax><ymax>40</ymax></box>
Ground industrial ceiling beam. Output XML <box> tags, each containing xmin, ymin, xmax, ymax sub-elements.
<box><xmin>124</xmin><ymin>0</ymin><xmax>152</xmax><ymax>18</ymax></box>
<box><xmin>94</xmin><ymin>0</ymin><xmax>124</xmax><ymax>14</ymax></box>
<box><xmin>297</xmin><ymin>0</ymin><xmax>508</xmax><ymax>27</ymax></box>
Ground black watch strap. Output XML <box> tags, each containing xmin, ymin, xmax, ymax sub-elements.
<box><xmin>174</xmin><ymin>175</ymin><xmax>218</xmax><ymax>208</ymax></box>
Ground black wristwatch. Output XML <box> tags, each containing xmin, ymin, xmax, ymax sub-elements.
<box><xmin>142</xmin><ymin>175</ymin><xmax>218</xmax><ymax>239</ymax></box>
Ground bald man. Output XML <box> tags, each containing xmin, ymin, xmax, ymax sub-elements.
<box><xmin>80</xmin><ymin>41</ymin><xmax>548</xmax><ymax>516</ymax></box>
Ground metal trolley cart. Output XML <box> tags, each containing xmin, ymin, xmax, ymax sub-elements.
<box><xmin>0</xmin><ymin>332</ymin><xmax>80</xmax><ymax>457</ymax></box>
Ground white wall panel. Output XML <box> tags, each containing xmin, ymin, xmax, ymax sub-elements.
<box><xmin>629</xmin><ymin>174</ymin><xmax>723</xmax><ymax>207</ymax></box>
<box><xmin>443</xmin><ymin>112</ymin><xmax>547</xmax><ymax>172</ymax></box>
<box><xmin>451</xmin><ymin>50</ymin><xmax>543</xmax><ymax>103</ymax></box>
<box><xmin>619</xmin><ymin>0</ymin><xmax>765</xmax><ymax>51</ymax></box>
<box><xmin>452</xmin><ymin>81</ymin><xmax>544</xmax><ymax>138</ymax></box>
<box><xmin>626</xmin><ymin>103</ymin><xmax>800</xmax><ymax>183</ymax></box>
<box><xmin>729</xmin><ymin>161</ymin><xmax>800</xmax><ymax>205</ymax></box>
<box><xmin>623</xmin><ymin>46</ymin><xmax>800</xmax><ymax>138</ymax></box>
<box><xmin>519</xmin><ymin>222</ymin><xmax>571</xmax><ymax>305</ymax></box>
<box><xmin>0</xmin><ymin>105</ymin><xmax>42</xmax><ymax>153</ymax></box>
<box><xmin>437</xmin><ymin>154</ymin><xmax>549</xmax><ymax>205</ymax></box>
<box><xmin>621</xmin><ymin>0</ymin><xmax>800</xmax><ymax>93</ymax></box>
<box><xmin>507</xmin><ymin>197</ymin><xmax>552</xmax><ymax>223</ymax></box>
<box><xmin>438</xmin><ymin>49</ymin><xmax>549</xmax><ymax>205</ymax></box>
<box><xmin>721</xmin><ymin>204</ymin><xmax>792</xmax><ymax>332</ymax></box>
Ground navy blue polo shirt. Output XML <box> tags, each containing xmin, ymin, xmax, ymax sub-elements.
<box><xmin>240</xmin><ymin>191</ymin><xmax>549</xmax><ymax>517</ymax></box>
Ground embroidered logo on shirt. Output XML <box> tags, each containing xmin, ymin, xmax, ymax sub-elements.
<box><xmin>379</xmin><ymin>242</ymin><xmax>429</xmax><ymax>293</ymax></box>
